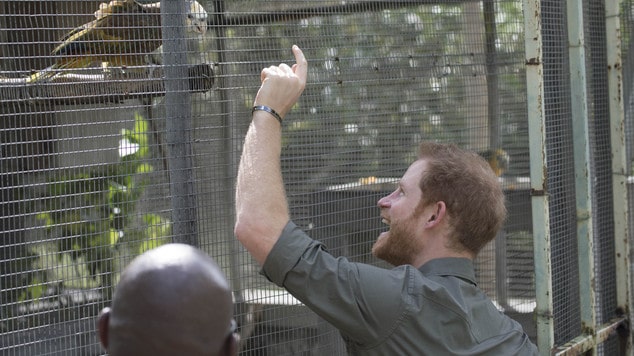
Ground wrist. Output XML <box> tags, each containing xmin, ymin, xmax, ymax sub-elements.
<box><xmin>252</xmin><ymin>105</ymin><xmax>283</xmax><ymax>124</ymax></box>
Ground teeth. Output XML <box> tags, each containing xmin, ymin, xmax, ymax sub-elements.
<box><xmin>382</xmin><ymin>218</ymin><xmax>390</xmax><ymax>225</ymax></box>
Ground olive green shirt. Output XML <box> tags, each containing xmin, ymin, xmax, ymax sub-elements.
<box><xmin>262</xmin><ymin>221</ymin><xmax>538</xmax><ymax>355</ymax></box>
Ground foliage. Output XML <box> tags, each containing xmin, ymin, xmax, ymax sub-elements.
<box><xmin>21</xmin><ymin>112</ymin><xmax>171</xmax><ymax>303</ymax></box>
<box><xmin>231</xmin><ymin>2</ymin><xmax>528</xmax><ymax>183</ymax></box>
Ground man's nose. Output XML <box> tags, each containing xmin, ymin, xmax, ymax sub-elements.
<box><xmin>377</xmin><ymin>192</ymin><xmax>392</xmax><ymax>208</ymax></box>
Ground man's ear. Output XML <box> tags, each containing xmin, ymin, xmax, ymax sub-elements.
<box><xmin>97</xmin><ymin>307</ymin><xmax>111</xmax><ymax>350</ymax></box>
<box><xmin>425</xmin><ymin>201</ymin><xmax>446</xmax><ymax>227</ymax></box>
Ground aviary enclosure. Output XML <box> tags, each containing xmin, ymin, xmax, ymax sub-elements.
<box><xmin>1</xmin><ymin>0</ymin><xmax>632</xmax><ymax>355</ymax></box>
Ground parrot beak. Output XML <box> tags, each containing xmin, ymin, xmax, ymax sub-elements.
<box><xmin>197</xmin><ymin>23</ymin><xmax>207</xmax><ymax>35</ymax></box>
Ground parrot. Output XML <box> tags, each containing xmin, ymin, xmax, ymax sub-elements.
<box><xmin>479</xmin><ymin>148</ymin><xmax>510</xmax><ymax>177</ymax></box>
<box><xmin>27</xmin><ymin>0</ymin><xmax>208</xmax><ymax>83</ymax></box>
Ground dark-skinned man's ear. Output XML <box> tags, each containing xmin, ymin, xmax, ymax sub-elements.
<box><xmin>97</xmin><ymin>307</ymin><xmax>111</xmax><ymax>350</ymax></box>
<box><xmin>224</xmin><ymin>332</ymin><xmax>239</xmax><ymax>356</ymax></box>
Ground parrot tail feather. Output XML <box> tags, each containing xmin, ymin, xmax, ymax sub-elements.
<box><xmin>26</xmin><ymin>65</ymin><xmax>61</xmax><ymax>83</ymax></box>
<box><xmin>26</xmin><ymin>58</ymin><xmax>91</xmax><ymax>83</ymax></box>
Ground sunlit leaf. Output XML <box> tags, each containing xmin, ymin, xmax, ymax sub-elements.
<box><xmin>118</xmin><ymin>138</ymin><xmax>140</xmax><ymax>157</ymax></box>
<box><xmin>19</xmin><ymin>276</ymin><xmax>44</xmax><ymax>301</ymax></box>
<box><xmin>136</xmin><ymin>163</ymin><xmax>153</xmax><ymax>174</ymax></box>
<box><xmin>109</xmin><ymin>229</ymin><xmax>120</xmax><ymax>246</ymax></box>
<box><xmin>36</xmin><ymin>213</ymin><xmax>53</xmax><ymax>226</ymax></box>
<box><xmin>138</xmin><ymin>237</ymin><xmax>168</xmax><ymax>255</ymax></box>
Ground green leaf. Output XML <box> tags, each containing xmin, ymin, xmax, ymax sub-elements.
<box><xmin>19</xmin><ymin>276</ymin><xmax>45</xmax><ymax>301</ymax></box>
<box><xmin>138</xmin><ymin>237</ymin><xmax>168</xmax><ymax>255</ymax></box>
<box><xmin>36</xmin><ymin>213</ymin><xmax>53</xmax><ymax>226</ymax></box>
<box><xmin>108</xmin><ymin>229</ymin><xmax>120</xmax><ymax>246</ymax></box>
<box><xmin>136</xmin><ymin>163</ymin><xmax>153</xmax><ymax>174</ymax></box>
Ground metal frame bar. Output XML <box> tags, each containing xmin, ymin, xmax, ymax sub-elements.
<box><xmin>558</xmin><ymin>0</ymin><xmax>633</xmax><ymax>353</ymax></box>
<box><xmin>161</xmin><ymin>0</ymin><xmax>199</xmax><ymax>245</ymax></box>
<box><xmin>552</xmin><ymin>317</ymin><xmax>628</xmax><ymax>355</ymax></box>
<box><xmin>605</xmin><ymin>0</ymin><xmax>633</xmax><ymax>353</ymax></box>
<box><xmin>524</xmin><ymin>0</ymin><xmax>631</xmax><ymax>354</ymax></box>
<box><xmin>522</xmin><ymin>0</ymin><xmax>555</xmax><ymax>353</ymax></box>
<box><xmin>566</xmin><ymin>1</ymin><xmax>598</xmax><ymax>355</ymax></box>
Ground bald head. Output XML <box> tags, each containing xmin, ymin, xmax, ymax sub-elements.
<box><xmin>98</xmin><ymin>244</ymin><xmax>235</xmax><ymax>356</ymax></box>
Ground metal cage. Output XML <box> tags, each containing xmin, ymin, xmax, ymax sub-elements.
<box><xmin>0</xmin><ymin>1</ymin><xmax>631</xmax><ymax>355</ymax></box>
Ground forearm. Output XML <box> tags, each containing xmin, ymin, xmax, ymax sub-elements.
<box><xmin>235</xmin><ymin>112</ymin><xmax>289</xmax><ymax>265</ymax></box>
<box><xmin>234</xmin><ymin>45</ymin><xmax>307</xmax><ymax>265</ymax></box>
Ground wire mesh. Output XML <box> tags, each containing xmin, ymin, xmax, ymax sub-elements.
<box><xmin>621</xmin><ymin>3</ymin><xmax>634</xmax><ymax>355</ymax></box>
<box><xmin>540</xmin><ymin>0</ymin><xmax>582</xmax><ymax>346</ymax></box>
<box><xmin>585</xmin><ymin>0</ymin><xmax>619</xmax><ymax>354</ymax></box>
<box><xmin>0</xmin><ymin>0</ymin><xmax>629</xmax><ymax>354</ymax></box>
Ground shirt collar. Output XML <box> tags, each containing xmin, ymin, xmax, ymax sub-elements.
<box><xmin>417</xmin><ymin>258</ymin><xmax>477</xmax><ymax>286</ymax></box>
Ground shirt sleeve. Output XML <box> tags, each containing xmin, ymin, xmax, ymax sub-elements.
<box><xmin>261</xmin><ymin>221</ymin><xmax>412</xmax><ymax>347</ymax></box>
<box><xmin>260</xmin><ymin>221</ymin><xmax>314</xmax><ymax>286</ymax></box>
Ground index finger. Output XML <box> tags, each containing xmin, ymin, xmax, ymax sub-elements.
<box><xmin>291</xmin><ymin>45</ymin><xmax>308</xmax><ymax>83</ymax></box>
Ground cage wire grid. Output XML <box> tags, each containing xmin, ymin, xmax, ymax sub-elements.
<box><xmin>625</xmin><ymin>11</ymin><xmax>634</xmax><ymax>356</ymax></box>
<box><xmin>586</xmin><ymin>0</ymin><xmax>619</xmax><ymax>354</ymax></box>
<box><xmin>0</xmin><ymin>0</ymin><xmax>630</xmax><ymax>355</ymax></box>
<box><xmin>540</xmin><ymin>0</ymin><xmax>583</xmax><ymax>346</ymax></box>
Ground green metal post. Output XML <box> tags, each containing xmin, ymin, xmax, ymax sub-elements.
<box><xmin>552</xmin><ymin>2</ymin><xmax>632</xmax><ymax>354</ymax></box>
<box><xmin>522</xmin><ymin>0</ymin><xmax>554</xmax><ymax>354</ymax></box>
<box><xmin>567</xmin><ymin>1</ymin><xmax>597</xmax><ymax>355</ymax></box>
<box><xmin>605</xmin><ymin>0</ymin><xmax>632</xmax><ymax>354</ymax></box>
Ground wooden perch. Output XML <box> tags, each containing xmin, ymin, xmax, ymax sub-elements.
<box><xmin>0</xmin><ymin>63</ymin><xmax>215</xmax><ymax>106</ymax></box>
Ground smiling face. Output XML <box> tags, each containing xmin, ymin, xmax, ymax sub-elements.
<box><xmin>372</xmin><ymin>160</ymin><xmax>429</xmax><ymax>266</ymax></box>
<box><xmin>372</xmin><ymin>142</ymin><xmax>507</xmax><ymax>266</ymax></box>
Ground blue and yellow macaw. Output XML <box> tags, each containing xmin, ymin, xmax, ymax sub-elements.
<box><xmin>28</xmin><ymin>0</ymin><xmax>207</xmax><ymax>83</ymax></box>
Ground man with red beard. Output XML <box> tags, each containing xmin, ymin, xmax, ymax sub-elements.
<box><xmin>235</xmin><ymin>45</ymin><xmax>537</xmax><ymax>355</ymax></box>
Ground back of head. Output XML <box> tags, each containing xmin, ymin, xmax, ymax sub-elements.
<box><xmin>107</xmin><ymin>243</ymin><xmax>233</xmax><ymax>356</ymax></box>
<box><xmin>417</xmin><ymin>142</ymin><xmax>506</xmax><ymax>254</ymax></box>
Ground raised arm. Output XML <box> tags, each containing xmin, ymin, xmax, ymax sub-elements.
<box><xmin>234</xmin><ymin>46</ymin><xmax>308</xmax><ymax>265</ymax></box>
